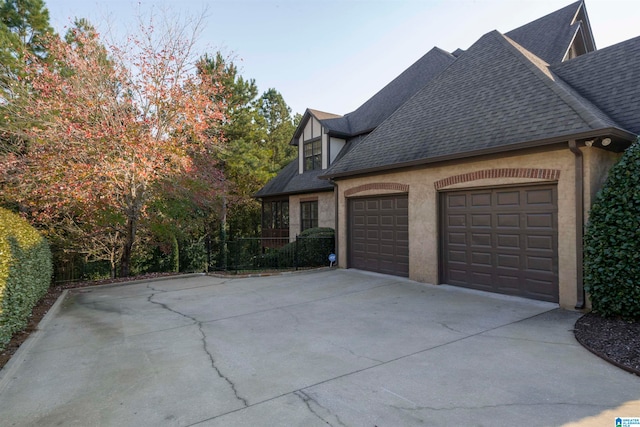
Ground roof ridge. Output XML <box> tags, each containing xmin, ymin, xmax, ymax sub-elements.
<box><xmin>497</xmin><ymin>31</ymin><xmax>617</xmax><ymax>130</ymax></box>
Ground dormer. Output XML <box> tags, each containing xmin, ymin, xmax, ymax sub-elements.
<box><xmin>505</xmin><ymin>1</ymin><xmax>596</xmax><ymax>64</ymax></box>
<box><xmin>563</xmin><ymin>2</ymin><xmax>596</xmax><ymax>60</ymax></box>
<box><xmin>291</xmin><ymin>109</ymin><xmax>348</xmax><ymax>174</ymax></box>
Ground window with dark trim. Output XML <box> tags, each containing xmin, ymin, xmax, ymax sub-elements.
<box><xmin>304</xmin><ymin>138</ymin><xmax>322</xmax><ymax>171</ymax></box>
<box><xmin>262</xmin><ymin>200</ymin><xmax>289</xmax><ymax>229</ymax></box>
<box><xmin>300</xmin><ymin>201</ymin><xmax>318</xmax><ymax>231</ymax></box>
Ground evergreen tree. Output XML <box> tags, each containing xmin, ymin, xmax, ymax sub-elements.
<box><xmin>584</xmin><ymin>137</ymin><xmax>640</xmax><ymax>320</ymax></box>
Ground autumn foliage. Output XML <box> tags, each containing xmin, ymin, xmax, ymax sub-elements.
<box><xmin>1</xmin><ymin>17</ymin><xmax>226</xmax><ymax>276</ymax></box>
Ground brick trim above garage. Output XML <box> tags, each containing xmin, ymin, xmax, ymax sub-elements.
<box><xmin>344</xmin><ymin>182</ymin><xmax>409</xmax><ymax>197</ymax></box>
<box><xmin>434</xmin><ymin>168</ymin><xmax>561</xmax><ymax>190</ymax></box>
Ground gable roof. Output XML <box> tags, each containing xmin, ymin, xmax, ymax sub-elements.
<box><xmin>505</xmin><ymin>0</ymin><xmax>595</xmax><ymax>64</ymax></box>
<box><xmin>290</xmin><ymin>48</ymin><xmax>456</xmax><ymax>145</ymax></box>
<box><xmin>338</xmin><ymin>47</ymin><xmax>456</xmax><ymax>136</ymax></box>
<box><xmin>323</xmin><ymin>30</ymin><xmax>629</xmax><ymax>179</ymax></box>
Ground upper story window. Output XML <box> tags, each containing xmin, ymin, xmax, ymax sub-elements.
<box><xmin>304</xmin><ymin>138</ymin><xmax>322</xmax><ymax>171</ymax></box>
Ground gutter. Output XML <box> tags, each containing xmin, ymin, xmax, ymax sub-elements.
<box><xmin>568</xmin><ymin>140</ymin><xmax>585</xmax><ymax>309</ymax></box>
<box><xmin>320</xmin><ymin>127</ymin><xmax>635</xmax><ymax>181</ymax></box>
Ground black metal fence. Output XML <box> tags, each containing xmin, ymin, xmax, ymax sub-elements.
<box><xmin>52</xmin><ymin>234</ymin><xmax>336</xmax><ymax>283</ymax></box>
<box><xmin>215</xmin><ymin>234</ymin><xmax>335</xmax><ymax>273</ymax></box>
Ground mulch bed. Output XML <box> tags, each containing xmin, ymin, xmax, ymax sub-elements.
<box><xmin>574</xmin><ymin>312</ymin><xmax>640</xmax><ymax>376</ymax></box>
<box><xmin>2</xmin><ymin>276</ymin><xmax>639</xmax><ymax>376</ymax></box>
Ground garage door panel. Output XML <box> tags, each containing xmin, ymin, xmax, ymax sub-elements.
<box><xmin>496</xmin><ymin>191</ymin><xmax>520</xmax><ymax>206</ymax></box>
<box><xmin>442</xmin><ymin>185</ymin><xmax>558</xmax><ymax>302</ymax></box>
<box><xmin>471</xmin><ymin>193</ymin><xmax>492</xmax><ymax>206</ymax></box>
<box><xmin>471</xmin><ymin>233</ymin><xmax>491</xmax><ymax>246</ymax></box>
<box><xmin>471</xmin><ymin>214</ymin><xmax>491</xmax><ymax>227</ymax></box>
<box><xmin>449</xmin><ymin>232</ymin><xmax>466</xmax><ymax>244</ymax></box>
<box><xmin>527</xmin><ymin>256</ymin><xmax>554</xmax><ymax>272</ymax></box>
<box><xmin>471</xmin><ymin>271</ymin><xmax>493</xmax><ymax>286</ymax></box>
<box><xmin>497</xmin><ymin>234</ymin><xmax>519</xmax><ymax>248</ymax></box>
<box><xmin>526</xmin><ymin>188</ymin><xmax>554</xmax><ymax>205</ymax></box>
<box><xmin>349</xmin><ymin>195</ymin><xmax>409</xmax><ymax>277</ymax></box>
<box><xmin>527</xmin><ymin>213</ymin><xmax>554</xmax><ymax>228</ymax></box>
<box><xmin>526</xmin><ymin>235</ymin><xmax>553</xmax><ymax>250</ymax></box>
<box><xmin>380</xmin><ymin>215</ymin><xmax>394</xmax><ymax>226</ymax></box>
<box><xmin>447</xmin><ymin>194</ymin><xmax>467</xmax><ymax>208</ymax></box>
<box><xmin>396</xmin><ymin>231</ymin><xmax>409</xmax><ymax>242</ymax></box>
<box><xmin>497</xmin><ymin>253</ymin><xmax>520</xmax><ymax>269</ymax></box>
<box><xmin>497</xmin><ymin>213</ymin><xmax>520</xmax><ymax>228</ymax></box>
<box><xmin>448</xmin><ymin>215</ymin><xmax>466</xmax><ymax>227</ymax></box>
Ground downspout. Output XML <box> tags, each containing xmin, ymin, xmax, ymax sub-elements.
<box><xmin>331</xmin><ymin>179</ymin><xmax>339</xmax><ymax>266</ymax></box>
<box><xmin>568</xmin><ymin>140</ymin><xmax>585</xmax><ymax>309</ymax></box>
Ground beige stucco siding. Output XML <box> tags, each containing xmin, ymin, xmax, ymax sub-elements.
<box><xmin>334</xmin><ymin>145</ymin><xmax>612</xmax><ymax>309</ymax></box>
<box><xmin>289</xmin><ymin>191</ymin><xmax>335</xmax><ymax>240</ymax></box>
<box><xmin>582</xmin><ymin>146</ymin><xmax>621</xmax><ymax>225</ymax></box>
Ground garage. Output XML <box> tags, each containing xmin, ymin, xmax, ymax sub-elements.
<box><xmin>348</xmin><ymin>195</ymin><xmax>409</xmax><ymax>277</ymax></box>
<box><xmin>440</xmin><ymin>184</ymin><xmax>558</xmax><ymax>302</ymax></box>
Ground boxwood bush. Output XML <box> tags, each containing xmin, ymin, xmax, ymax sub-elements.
<box><xmin>0</xmin><ymin>208</ymin><xmax>53</xmax><ymax>349</ymax></box>
<box><xmin>584</xmin><ymin>137</ymin><xmax>640</xmax><ymax>320</ymax></box>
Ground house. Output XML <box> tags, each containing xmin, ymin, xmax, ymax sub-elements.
<box><xmin>255</xmin><ymin>1</ymin><xmax>640</xmax><ymax>309</ymax></box>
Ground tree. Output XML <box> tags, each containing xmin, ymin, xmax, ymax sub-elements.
<box><xmin>0</xmin><ymin>13</ymin><xmax>226</xmax><ymax>277</ymax></box>
<box><xmin>0</xmin><ymin>0</ymin><xmax>54</xmax><ymax>154</ymax></box>
<box><xmin>197</xmin><ymin>55</ymin><xmax>298</xmax><ymax>241</ymax></box>
<box><xmin>256</xmin><ymin>88</ymin><xmax>297</xmax><ymax>173</ymax></box>
<box><xmin>583</xmin><ymin>137</ymin><xmax>640</xmax><ymax>320</ymax></box>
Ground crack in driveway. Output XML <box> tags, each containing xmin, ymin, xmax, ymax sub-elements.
<box><xmin>294</xmin><ymin>390</ymin><xmax>347</xmax><ymax>427</ymax></box>
<box><xmin>147</xmin><ymin>289</ymin><xmax>249</xmax><ymax>407</ymax></box>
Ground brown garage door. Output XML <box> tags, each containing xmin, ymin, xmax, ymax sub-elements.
<box><xmin>441</xmin><ymin>184</ymin><xmax>558</xmax><ymax>302</ymax></box>
<box><xmin>349</xmin><ymin>195</ymin><xmax>409</xmax><ymax>277</ymax></box>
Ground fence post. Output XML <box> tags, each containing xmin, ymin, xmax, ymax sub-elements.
<box><xmin>294</xmin><ymin>234</ymin><xmax>299</xmax><ymax>271</ymax></box>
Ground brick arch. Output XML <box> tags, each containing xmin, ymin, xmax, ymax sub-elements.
<box><xmin>434</xmin><ymin>168</ymin><xmax>560</xmax><ymax>190</ymax></box>
<box><xmin>344</xmin><ymin>182</ymin><xmax>409</xmax><ymax>197</ymax></box>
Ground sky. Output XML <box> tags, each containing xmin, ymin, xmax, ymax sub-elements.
<box><xmin>43</xmin><ymin>0</ymin><xmax>640</xmax><ymax>117</ymax></box>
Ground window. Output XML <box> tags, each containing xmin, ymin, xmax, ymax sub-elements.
<box><xmin>301</xmin><ymin>201</ymin><xmax>318</xmax><ymax>231</ymax></box>
<box><xmin>262</xmin><ymin>200</ymin><xmax>289</xmax><ymax>229</ymax></box>
<box><xmin>304</xmin><ymin>139</ymin><xmax>322</xmax><ymax>171</ymax></box>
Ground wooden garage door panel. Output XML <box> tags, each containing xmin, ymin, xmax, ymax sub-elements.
<box><xmin>349</xmin><ymin>195</ymin><xmax>409</xmax><ymax>277</ymax></box>
<box><xmin>441</xmin><ymin>185</ymin><xmax>558</xmax><ymax>302</ymax></box>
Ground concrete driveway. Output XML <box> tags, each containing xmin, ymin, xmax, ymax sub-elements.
<box><xmin>0</xmin><ymin>269</ymin><xmax>638</xmax><ymax>426</ymax></box>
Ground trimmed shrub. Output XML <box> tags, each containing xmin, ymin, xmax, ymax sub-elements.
<box><xmin>295</xmin><ymin>227</ymin><xmax>335</xmax><ymax>267</ymax></box>
<box><xmin>0</xmin><ymin>208</ymin><xmax>53</xmax><ymax>349</ymax></box>
<box><xmin>584</xmin><ymin>137</ymin><xmax>640</xmax><ymax>320</ymax></box>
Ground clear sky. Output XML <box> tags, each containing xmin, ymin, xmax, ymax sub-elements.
<box><xmin>43</xmin><ymin>0</ymin><xmax>639</xmax><ymax>117</ymax></box>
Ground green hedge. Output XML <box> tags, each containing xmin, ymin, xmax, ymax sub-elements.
<box><xmin>584</xmin><ymin>137</ymin><xmax>640</xmax><ymax>320</ymax></box>
<box><xmin>0</xmin><ymin>208</ymin><xmax>53</xmax><ymax>349</ymax></box>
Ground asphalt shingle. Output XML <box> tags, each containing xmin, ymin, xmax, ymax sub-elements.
<box><xmin>323</xmin><ymin>30</ymin><xmax>621</xmax><ymax>178</ymax></box>
<box><xmin>552</xmin><ymin>36</ymin><xmax>640</xmax><ymax>135</ymax></box>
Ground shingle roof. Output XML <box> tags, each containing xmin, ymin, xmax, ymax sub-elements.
<box><xmin>323</xmin><ymin>30</ymin><xmax>624</xmax><ymax>178</ymax></box>
<box><xmin>262</xmin><ymin>47</ymin><xmax>455</xmax><ymax>197</ymax></box>
<box><xmin>551</xmin><ymin>36</ymin><xmax>640</xmax><ymax>135</ymax></box>
<box><xmin>254</xmin><ymin>159</ymin><xmax>333</xmax><ymax>198</ymax></box>
<box><xmin>338</xmin><ymin>47</ymin><xmax>456</xmax><ymax>135</ymax></box>
<box><xmin>505</xmin><ymin>1</ymin><xmax>592</xmax><ymax>64</ymax></box>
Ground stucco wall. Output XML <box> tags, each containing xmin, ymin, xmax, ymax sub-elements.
<box><xmin>289</xmin><ymin>191</ymin><xmax>336</xmax><ymax>240</ymax></box>
<box><xmin>582</xmin><ymin>146</ymin><xmax>621</xmax><ymax>225</ymax></box>
<box><xmin>334</xmin><ymin>145</ymin><xmax>611</xmax><ymax>309</ymax></box>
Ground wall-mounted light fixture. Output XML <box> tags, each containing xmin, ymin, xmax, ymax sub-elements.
<box><xmin>601</xmin><ymin>137</ymin><xmax>612</xmax><ymax>146</ymax></box>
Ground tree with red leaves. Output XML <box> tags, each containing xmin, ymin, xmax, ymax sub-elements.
<box><xmin>1</xmin><ymin>14</ymin><xmax>226</xmax><ymax>277</ymax></box>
